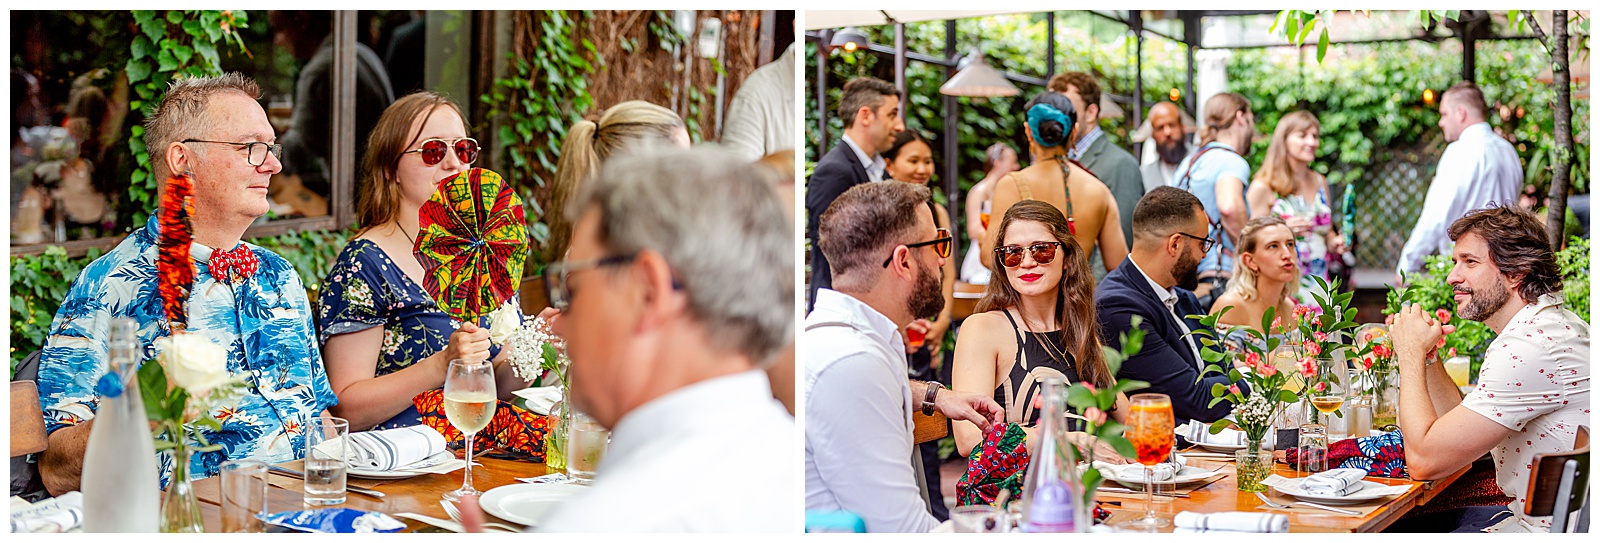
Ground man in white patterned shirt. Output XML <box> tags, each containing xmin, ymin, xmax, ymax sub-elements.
<box><xmin>1391</xmin><ymin>205</ymin><xmax>1589</xmax><ymax>533</ymax></box>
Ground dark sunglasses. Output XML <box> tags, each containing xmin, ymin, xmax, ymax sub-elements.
<box><xmin>994</xmin><ymin>241</ymin><xmax>1066</xmax><ymax>268</ymax></box>
<box><xmin>882</xmin><ymin>228</ymin><xmax>953</xmax><ymax>268</ymax></box>
<box><xmin>402</xmin><ymin>137</ymin><xmax>479</xmax><ymax>166</ymax></box>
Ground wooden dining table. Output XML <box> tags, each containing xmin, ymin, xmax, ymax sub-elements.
<box><xmin>1094</xmin><ymin>447</ymin><xmax>1470</xmax><ymax>533</ymax></box>
<box><xmin>191</xmin><ymin>456</ymin><xmax>555</xmax><ymax>533</ymax></box>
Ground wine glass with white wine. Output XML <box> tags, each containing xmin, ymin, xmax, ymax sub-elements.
<box><xmin>443</xmin><ymin>358</ymin><xmax>496</xmax><ymax>502</ymax></box>
<box><xmin>1310</xmin><ymin>358</ymin><xmax>1349</xmax><ymax>439</ymax></box>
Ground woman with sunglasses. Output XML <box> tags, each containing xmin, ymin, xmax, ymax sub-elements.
<box><xmin>951</xmin><ymin>200</ymin><xmax>1129</xmax><ymax>458</ymax></box>
<box><xmin>1208</xmin><ymin>216</ymin><xmax>1301</xmax><ymax>338</ymax></box>
<box><xmin>547</xmin><ymin>100</ymin><xmax>687</xmax><ymax>262</ymax></box>
<box><xmin>317</xmin><ymin>92</ymin><xmax>538</xmax><ymax>439</ymax></box>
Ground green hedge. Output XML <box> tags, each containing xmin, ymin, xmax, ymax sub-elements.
<box><xmin>10</xmin><ymin>227</ymin><xmax>353</xmax><ymax>376</ymax></box>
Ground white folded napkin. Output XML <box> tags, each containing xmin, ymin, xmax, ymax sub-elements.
<box><xmin>1172</xmin><ymin>511</ymin><xmax>1288</xmax><ymax>533</ymax></box>
<box><xmin>1096</xmin><ymin>455</ymin><xmax>1186</xmax><ymax>483</ymax></box>
<box><xmin>1264</xmin><ymin>474</ymin><xmax>1411</xmax><ymax>501</ymax></box>
<box><xmin>1180</xmin><ymin>421</ymin><xmax>1275</xmax><ymax>449</ymax></box>
<box><xmin>315</xmin><ymin>425</ymin><xmax>448</xmax><ymax>471</ymax></box>
<box><xmin>511</xmin><ymin>386</ymin><xmax>561</xmax><ymax>416</ymax></box>
<box><xmin>1302</xmin><ymin>468</ymin><xmax>1368</xmax><ymax>496</ymax></box>
<box><xmin>9</xmin><ymin>492</ymin><xmax>83</xmax><ymax>533</ymax></box>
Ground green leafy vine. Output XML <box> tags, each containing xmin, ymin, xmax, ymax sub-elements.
<box><xmin>125</xmin><ymin>10</ymin><xmax>252</xmax><ymax>225</ymax></box>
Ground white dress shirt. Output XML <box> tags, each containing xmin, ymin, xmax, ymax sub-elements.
<box><xmin>840</xmin><ymin>133</ymin><xmax>886</xmax><ymax>183</ymax></box>
<box><xmin>538</xmin><ymin>370</ymin><xmax>796</xmax><ymax>532</ymax></box>
<box><xmin>1459</xmin><ymin>293</ymin><xmax>1590</xmax><ymax>532</ymax></box>
<box><xmin>1130</xmin><ymin>258</ymin><xmax>1204</xmax><ymax>370</ymax></box>
<box><xmin>803</xmin><ymin>288</ymin><xmax>938</xmax><ymax>533</ymax></box>
<box><xmin>1396</xmin><ymin>122</ymin><xmax>1522</xmax><ymax>274</ymax></box>
<box><xmin>721</xmin><ymin>43</ymin><xmax>796</xmax><ymax>161</ymax></box>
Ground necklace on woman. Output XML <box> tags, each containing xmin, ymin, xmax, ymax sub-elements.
<box><xmin>395</xmin><ymin>220</ymin><xmax>416</xmax><ymax>247</ymax></box>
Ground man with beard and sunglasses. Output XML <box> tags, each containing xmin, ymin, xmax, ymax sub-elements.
<box><xmin>805</xmin><ymin>181</ymin><xmax>1004</xmax><ymax>532</ymax></box>
<box><xmin>1387</xmin><ymin>205</ymin><xmax>1588</xmax><ymax>533</ymax></box>
<box><xmin>1095</xmin><ymin>187</ymin><xmax>1242</xmax><ymax>423</ymax></box>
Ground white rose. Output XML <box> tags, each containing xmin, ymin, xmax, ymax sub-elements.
<box><xmin>487</xmin><ymin>301</ymin><xmax>522</xmax><ymax>346</ymax></box>
<box><xmin>157</xmin><ymin>333</ymin><xmax>231</xmax><ymax>397</ymax></box>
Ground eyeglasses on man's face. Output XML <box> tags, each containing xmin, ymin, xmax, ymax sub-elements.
<box><xmin>542</xmin><ymin>253</ymin><xmax>638</xmax><ymax>310</ymax></box>
<box><xmin>1176</xmin><ymin>220</ymin><xmax>1219</xmax><ymax>254</ymax></box>
<box><xmin>882</xmin><ymin>228</ymin><xmax>952</xmax><ymax>268</ymax></box>
<box><xmin>181</xmin><ymin>139</ymin><xmax>282</xmax><ymax>167</ymax></box>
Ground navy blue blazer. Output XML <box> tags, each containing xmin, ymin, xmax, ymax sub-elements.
<box><xmin>805</xmin><ymin>139</ymin><xmax>871</xmax><ymax>312</ymax></box>
<box><xmin>1095</xmin><ymin>258</ymin><xmax>1239</xmax><ymax>423</ymax></box>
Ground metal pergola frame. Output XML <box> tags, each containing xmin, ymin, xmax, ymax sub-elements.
<box><xmin>807</xmin><ymin>9</ymin><xmax>1580</xmax><ymax>276</ymax></box>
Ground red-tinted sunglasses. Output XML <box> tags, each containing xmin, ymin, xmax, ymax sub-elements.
<box><xmin>994</xmin><ymin>241</ymin><xmax>1065</xmax><ymax>268</ymax></box>
<box><xmin>402</xmin><ymin>137</ymin><xmax>479</xmax><ymax>166</ymax></box>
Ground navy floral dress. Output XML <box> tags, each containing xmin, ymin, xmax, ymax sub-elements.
<box><xmin>317</xmin><ymin>238</ymin><xmax>504</xmax><ymax>430</ymax></box>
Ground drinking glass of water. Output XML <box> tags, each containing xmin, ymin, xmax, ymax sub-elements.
<box><xmin>303</xmin><ymin>416</ymin><xmax>349</xmax><ymax>506</ymax></box>
<box><xmin>567</xmin><ymin>410</ymin><xmax>610</xmax><ymax>483</ymax></box>
<box><xmin>443</xmin><ymin>358</ymin><xmax>496</xmax><ymax>501</ymax></box>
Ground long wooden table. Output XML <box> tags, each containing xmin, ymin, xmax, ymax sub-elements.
<box><xmin>1095</xmin><ymin>448</ymin><xmax>1469</xmax><ymax>533</ymax></box>
<box><xmin>191</xmin><ymin>456</ymin><xmax>553</xmax><ymax>532</ymax></box>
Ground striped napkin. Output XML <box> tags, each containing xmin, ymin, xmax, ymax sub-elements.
<box><xmin>9</xmin><ymin>492</ymin><xmax>82</xmax><ymax>533</ymax></box>
<box><xmin>1180</xmin><ymin>421</ymin><xmax>1275</xmax><ymax>449</ymax></box>
<box><xmin>1302</xmin><ymin>468</ymin><xmax>1367</xmax><ymax>496</ymax></box>
<box><xmin>1173</xmin><ymin>511</ymin><xmax>1288</xmax><ymax>533</ymax></box>
<box><xmin>341</xmin><ymin>425</ymin><xmax>448</xmax><ymax>471</ymax></box>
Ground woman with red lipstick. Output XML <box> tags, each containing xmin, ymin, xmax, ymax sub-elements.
<box><xmin>950</xmin><ymin>200</ymin><xmax>1128</xmax><ymax>458</ymax></box>
<box><xmin>1209</xmin><ymin>216</ymin><xmax>1301</xmax><ymax>334</ymax></box>
<box><xmin>1247</xmin><ymin>111</ymin><xmax>1344</xmax><ymax>301</ymax></box>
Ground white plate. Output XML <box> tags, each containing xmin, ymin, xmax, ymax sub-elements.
<box><xmin>1102</xmin><ymin>465</ymin><xmax>1217</xmax><ymax>489</ymax></box>
<box><xmin>480</xmin><ymin>483</ymin><xmax>588</xmax><ymax>527</ymax></box>
<box><xmin>1194</xmin><ymin>441</ymin><xmax>1247</xmax><ymax>453</ymax></box>
<box><xmin>1276</xmin><ymin>480</ymin><xmax>1388</xmax><ymax>505</ymax></box>
<box><xmin>347</xmin><ymin>451</ymin><xmax>455</xmax><ymax>480</ymax></box>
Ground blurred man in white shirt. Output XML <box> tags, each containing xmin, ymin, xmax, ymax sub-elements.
<box><xmin>1395</xmin><ymin>82</ymin><xmax>1522</xmax><ymax>279</ymax></box>
<box><xmin>538</xmin><ymin>148</ymin><xmax>796</xmax><ymax>532</ymax></box>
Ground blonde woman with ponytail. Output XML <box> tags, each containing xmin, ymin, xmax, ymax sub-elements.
<box><xmin>547</xmin><ymin>101</ymin><xmax>687</xmax><ymax>261</ymax></box>
<box><xmin>1208</xmin><ymin>215</ymin><xmax>1300</xmax><ymax>335</ymax></box>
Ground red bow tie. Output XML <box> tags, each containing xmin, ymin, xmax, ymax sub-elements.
<box><xmin>209</xmin><ymin>245</ymin><xmax>259</xmax><ymax>284</ymax></box>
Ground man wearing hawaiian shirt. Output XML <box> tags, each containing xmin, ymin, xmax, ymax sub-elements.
<box><xmin>38</xmin><ymin>73</ymin><xmax>337</xmax><ymax>494</ymax></box>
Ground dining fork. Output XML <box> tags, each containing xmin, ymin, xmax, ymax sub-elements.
<box><xmin>1253</xmin><ymin>492</ymin><xmax>1362</xmax><ymax>516</ymax></box>
<box><xmin>439</xmin><ymin>499</ymin><xmax>523</xmax><ymax>532</ymax></box>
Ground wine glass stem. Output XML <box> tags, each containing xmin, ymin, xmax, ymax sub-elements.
<box><xmin>1144</xmin><ymin>466</ymin><xmax>1156</xmax><ymax>520</ymax></box>
<box><xmin>461</xmin><ymin>432</ymin><xmax>475</xmax><ymax>492</ymax></box>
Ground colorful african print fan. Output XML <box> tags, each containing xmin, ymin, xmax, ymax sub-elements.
<box><xmin>157</xmin><ymin>174</ymin><xmax>196</xmax><ymax>332</ymax></box>
<box><xmin>415</xmin><ymin>168</ymin><xmax>530</xmax><ymax>322</ymax></box>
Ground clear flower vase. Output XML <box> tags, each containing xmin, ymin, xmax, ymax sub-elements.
<box><xmin>160</xmin><ymin>448</ymin><xmax>203</xmax><ymax>533</ymax></box>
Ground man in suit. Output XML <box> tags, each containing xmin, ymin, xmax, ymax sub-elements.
<box><xmin>806</xmin><ymin>77</ymin><xmax>903</xmax><ymax>312</ymax></box>
<box><xmin>1051</xmin><ymin>72</ymin><xmax>1142</xmax><ymax>278</ymax></box>
<box><xmin>1095</xmin><ymin>187</ymin><xmax>1242</xmax><ymax>423</ymax></box>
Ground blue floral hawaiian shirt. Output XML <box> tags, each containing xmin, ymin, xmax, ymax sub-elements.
<box><xmin>36</xmin><ymin>212</ymin><xmax>338</xmax><ymax>487</ymax></box>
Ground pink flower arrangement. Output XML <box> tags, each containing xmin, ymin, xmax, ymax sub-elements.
<box><xmin>1302</xmin><ymin>340</ymin><xmax>1322</xmax><ymax>356</ymax></box>
<box><xmin>1244</xmin><ymin>351</ymin><xmax>1262</xmax><ymax>369</ymax></box>
<box><xmin>1298</xmin><ymin>356</ymin><xmax>1317</xmax><ymax>378</ymax></box>
<box><xmin>1084</xmin><ymin>407</ymin><xmax>1108</xmax><ymax>426</ymax></box>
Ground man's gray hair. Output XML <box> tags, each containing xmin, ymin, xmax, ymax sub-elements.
<box><xmin>565</xmin><ymin>146</ymin><xmax>794</xmax><ymax>367</ymax></box>
<box><xmin>143</xmin><ymin>72</ymin><xmax>261</xmax><ymax>180</ymax></box>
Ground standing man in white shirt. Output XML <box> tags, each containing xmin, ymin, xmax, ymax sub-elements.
<box><xmin>538</xmin><ymin>148</ymin><xmax>796</xmax><ymax>531</ymax></box>
<box><xmin>805</xmin><ymin>181</ymin><xmax>1004</xmax><ymax>533</ymax></box>
<box><xmin>722</xmin><ymin>42</ymin><xmax>795</xmax><ymax>161</ymax></box>
<box><xmin>806</xmin><ymin>77</ymin><xmax>904</xmax><ymax>312</ymax></box>
<box><xmin>1390</xmin><ymin>205</ymin><xmax>1588</xmax><ymax>533</ymax></box>
<box><xmin>1396</xmin><ymin>82</ymin><xmax>1523</xmax><ymax>279</ymax></box>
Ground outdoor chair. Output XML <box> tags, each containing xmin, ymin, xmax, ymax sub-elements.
<box><xmin>11</xmin><ymin>350</ymin><xmax>51</xmax><ymax>501</ymax></box>
<box><xmin>1524</xmin><ymin>425</ymin><xmax>1590</xmax><ymax>533</ymax></box>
